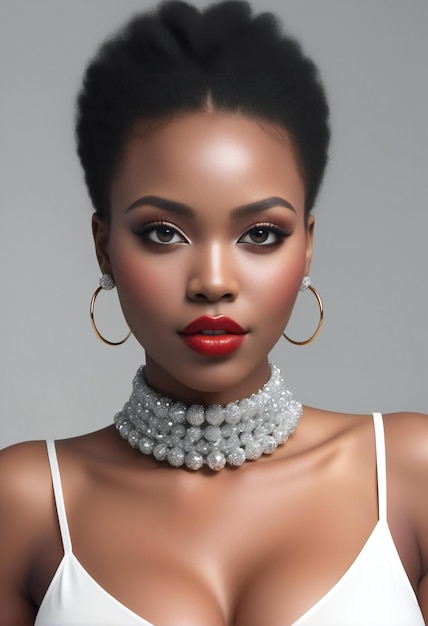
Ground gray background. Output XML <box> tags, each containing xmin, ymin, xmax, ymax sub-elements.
<box><xmin>1</xmin><ymin>0</ymin><xmax>427</xmax><ymax>449</ymax></box>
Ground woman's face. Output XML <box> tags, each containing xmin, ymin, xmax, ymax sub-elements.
<box><xmin>94</xmin><ymin>112</ymin><xmax>313</xmax><ymax>405</ymax></box>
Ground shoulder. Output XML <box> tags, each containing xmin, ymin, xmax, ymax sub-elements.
<box><xmin>381</xmin><ymin>411</ymin><xmax>428</xmax><ymax>470</ymax></box>
<box><xmin>0</xmin><ymin>439</ymin><xmax>53</xmax><ymax>490</ymax></box>
<box><xmin>305</xmin><ymin>408</ymin><xmax>428</xmax><ymax>458</ymax></box>
<box><xmin>300</xmin><ymin>408</ymin><xmax>428</xmax><ymax>486</ymax></box>
<box><xmin>0</xmin><ymin>441</ymin><xmax>54</xmax><ymax>620</ymax></box>
<box><xmin>381</xmin><ymin>413</ymin><xmax>428</xmax><ymax>569</ymax></box>
<box><xmin>0</xmin><ymin>440</ymin><xmax>53</xmax><ymax>534</ymax></box>
<box><xmin>380</xmin><ymin>412</ymin><xmax>428</xmax><ymax>520</ymax></box>
<box><xmin>0</xmin><ymin>440</ymin><xmax>59</xmax><ymax>564</ymax></box>
<box><xmin>0</xmin><ymin>439</ymin><xmax>51</xmax><ymax>497</ymax></box>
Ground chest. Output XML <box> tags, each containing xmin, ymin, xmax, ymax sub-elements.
<box><xmin>34</xmin><ymin>452</ymin><xmax>404</xmax><ymax>625</ymax></box>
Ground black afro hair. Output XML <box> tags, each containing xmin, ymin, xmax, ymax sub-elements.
<box><xmin>76</xmin><ymin>0</ymin><xmax>330</xmax><ymax>219</ymax></box>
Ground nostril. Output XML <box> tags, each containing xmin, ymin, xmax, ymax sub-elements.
<box><xmin>190</xmin><ymin>291</ymin><xmax>235</xmax><ymax>303</ymax></box>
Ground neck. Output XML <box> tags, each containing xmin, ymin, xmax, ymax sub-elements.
<box><xmin>144</xmin><ymin>355</ymin><xmax>272</xmax><ymax>407</ymax></box>
<box><xmin>114</xmin><ymin>363</ymin><xmax>302</xmax><ymax>471</ymax></box>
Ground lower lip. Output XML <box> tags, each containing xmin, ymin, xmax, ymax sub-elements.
<box><xmin>180</xmin><ymin>334</ymin><xmax>245</xmax><ymax>356</ymax></box>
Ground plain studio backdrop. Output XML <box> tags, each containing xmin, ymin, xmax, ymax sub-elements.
<box><xmin>0</xmin><ymin>0</ymin><xmax>427</xmax><ymax>449</ymax></box>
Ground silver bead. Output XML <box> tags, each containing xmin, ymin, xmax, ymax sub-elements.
<box><xmin>262</xmin><ymin>436</ymin><xmax>278</xmax><ymax>454</ymax></box>
<box><xmin>204</xmin><ymin>425</ymin><xmax>222</xmax><ymax>443</ymax></box>
<box><xmin>225</xmin><ymin>434</ymin><xmax>240</xmax><ymax>451</ymax></box>
<box><xmin>241</xmin><ymin>419</ymin><xmax>256</xmax><ymax>434</ymax></box>
<box><xmin>186</xmin><ymin>405</ymin><xmax>205</xmax><ymax>426</ymax></box>
<box><xmin>221</xmin><ymin>423</ymin><xmax>237</xmax><ymax>438</ymax></box>
<box><xmin>245</xmin><ymin>441</ymin><xmax>263</xmax><ymax>461</ymax></box>
<box><xmin>207</xmin><ymin>451</ymin><xmax>226</xmax><ymax>471</ymax></box>
<box><xmin>153</xmin><ymin>443</ymin><xmax>168</xmax><ymax>461</ymax></box>
<box><xmin>205</xmin><ymin>405</ymin><xmax>225</xmax><ymax>426</ymax></box>
<box><xmin>239</xmin><ymin>398</ymin><xmax>258</xmax><ymax>420</ymax></box>
<box><xmin>154</xmin><ymin>398</ymin><xmax>170</xmax><ymax>419</ymax></box>
<box><xmin>171</xmin><ymin>424</ymin><xmax>186</xmax><ymax>438</ymax></box>
<box><xmin>196</xmin><ymin>440</ymin><xmax>210</xmax><ymax>456</ymax></box>
<box><xmin>185</xmin><ymin>426</ymin><xmax>202</xmax><ymax>443</ymax></box>
<box><xmin>168</xmin><ymin>403</ymin><xmax>186</xmax><ymax>423</ymax></box>
<box><xmin>273</xmin><ymin>427</ymin><xmax>289</xmax><ymax>444</ymax></box>
<box><xmin>167</xmin><ymin>447</ymin><xmax>185</xmax><ymax>467</ymax></box>
<box><xmin>138</xmin><ymin>438</ymin><xmax>154</xmax><ymax>454</ymax></box>
<box><xmin>227</xmin><ymin>447</ymin><xmax>246</xmax><ymax>467</ymax></box>
<box><xmin>224</xmin><ymin>402</ymin><xmax>241</xmax><ymax>425</ymax></box>
<box><xmin>140</xmin><ymin>423</ymin><xmax>153</xmax><ymax>437</ymax></box>
<box><xmin>127</xmin><ymin>430</ymin><xmax>140</xmax><ymax>447</ymax></box>
<box><xmin>185</xmin><ymin>450</ymin><xmax>204</xmax><ymax>470</ymax></box>
<box><xmin>118</xmin><ymin>422</ymin><xmax>132</xmax><ymax>438</ymax></box>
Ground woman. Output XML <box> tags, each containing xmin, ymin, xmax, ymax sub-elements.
<box><xmin>0</xmin><ymin>1</ymin><xmax>427</xmax><ymax>624</ymax></box>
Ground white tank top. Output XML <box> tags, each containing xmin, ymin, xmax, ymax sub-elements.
<box><xmin>35</xmin><ymin>413</ymin><xmax>424</xmax><ymax>625</ymax></box>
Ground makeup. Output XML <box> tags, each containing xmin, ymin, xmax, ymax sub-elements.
<box><xmin>179</xmin><ymin>315</ymin><xmax>246</xmax><ymax>356</ymax></box>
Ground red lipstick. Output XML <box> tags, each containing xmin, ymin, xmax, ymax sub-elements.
<box><xmin>179</xmin><ymin>315</ymin><xmax>246</xmax><ymax>356</ymax></box>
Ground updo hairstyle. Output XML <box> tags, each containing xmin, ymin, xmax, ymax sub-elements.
<box><xmin>76</xmin><ymin>0</ymin><xmax>330</xmax><ymax>221</ymax></box>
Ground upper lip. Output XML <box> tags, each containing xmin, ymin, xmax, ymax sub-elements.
<box><xmin>180</xmin><ymin>315</ymin><xmax>246</xmax><ymax>335</ymax></box>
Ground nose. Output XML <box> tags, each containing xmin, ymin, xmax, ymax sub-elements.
<box><xmin>186</xmin><ymin>241</ymin><xmax>239</xmax><ymax>303</ymax></box>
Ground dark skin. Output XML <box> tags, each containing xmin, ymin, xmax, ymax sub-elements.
<box><xmin>0</xmin><ymin>113</ymin><xmax>427</xmax><ymax>625</ymax></box>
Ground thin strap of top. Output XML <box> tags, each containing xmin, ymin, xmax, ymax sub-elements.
<box><xmin>46</xmin><ymin>439</ymin><xmax>72</xmax><ymax>554</ymax></box>
<box><xmin>372</xmin><ymin>412</ymin><xmax>387</xmax><ymax>522</ymax></box>
<box><xmin>44</xmin><ymin>418</ymin><xmax>387</xmax><ymax>553</ymax></box>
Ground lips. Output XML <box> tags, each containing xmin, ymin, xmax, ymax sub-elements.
<box><xmin>179</xmin><ymin>316</ymin><xmax>246</xmax><ymax>356</ymax></box>
<box><xmin>181</xmin><ymin>316</ymin><xmax>245</xmax><ymax>335</ymax></box>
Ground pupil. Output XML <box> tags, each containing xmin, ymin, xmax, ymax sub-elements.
<box><xmin>252</xmin><ymin>228</ymin><xmax>268</xmax><ymax>243</ymax></box>
<box><xmin>158</xmin><ymin>227</ymin><xmax>173</xmax><ymax>242</ymax></box>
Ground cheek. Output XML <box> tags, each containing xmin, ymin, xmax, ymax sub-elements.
<box><xmin>242</xmin><ymin>242</ymin><xmax>307</xmax><ymax>324</ymax></box>
<box><xmin>108</xmin><ymin>234</ymin><xmax>181</xmax><ymax>329</ymax></box>
<box><xmin>259</xmin><ymin>268</ymin><xmax>303</xmax><ymax>336</ymax></box>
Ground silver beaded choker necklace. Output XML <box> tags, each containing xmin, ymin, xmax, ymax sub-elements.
<box><xmin>114</xmin><ymin>364</ymin><xmax>302</xmax><ymax>471</ymax></box>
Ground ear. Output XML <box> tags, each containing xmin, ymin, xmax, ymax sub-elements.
<box><xmin>92</xmin><ymin>213</ymin><xmax>113</xmax><ymax>276</ymax></box>
<box><xmin>304</xmin><ymin>214</ymin><xmax>315</xmax><ymax>276</ymax></box>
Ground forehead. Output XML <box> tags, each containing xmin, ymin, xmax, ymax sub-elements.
<box><xmin>111</xmin><ymin>112</ymin><xmax>305</xmax><ymax>213</ymax></box>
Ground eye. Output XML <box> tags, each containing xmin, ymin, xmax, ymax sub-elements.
<box><xmin>132</xmin><ymin>221</ymin><xmax>188</xmax><ymax>245</ymax></box>
<box><xmin>238</xmin><ymin>223</ymin><xmax>290</xmax><ymax>247</ymax></box>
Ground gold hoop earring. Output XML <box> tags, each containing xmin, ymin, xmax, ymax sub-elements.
<box><xmin>283</xmin><ymin>277</ymin><xmax>324</xmax><ymax>346</ymax></box>
<box><xmin>90</xmin><ymin>274</ymin><xmax>131</xmax><ymax>346</ymax></box>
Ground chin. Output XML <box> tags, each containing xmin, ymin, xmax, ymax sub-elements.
<box><xmin>144</xmin><ymin>352</ymin><xmax>271</xmax><ymax>406</ymax></box>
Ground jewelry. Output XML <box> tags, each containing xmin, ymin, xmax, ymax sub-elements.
<box><xmin>90</xmin><ymin>274</ymin><xmax>131</xmax><ymax>346</ymax></box>
<box><xmin>283</xmin><ymin>276</ymin><xmax>323</xmax><ymax>345</ymax></box>
<box><xmin>114</xmin><ymin>364</ymin><xmax>302</xmax><ymax>471</ymax></box>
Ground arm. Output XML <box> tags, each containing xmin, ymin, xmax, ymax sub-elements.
<box><xmin>0</xmin><ymin>442</ymin><xmax>51</xmax><ymax>625</ymax></box>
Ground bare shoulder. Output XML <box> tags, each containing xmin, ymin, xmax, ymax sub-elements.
<box><xmin>381</xmin><ymin>413</ymin><xmax>428</xmax><ymax>573</ymax></box>
<box><xmin>0</xmin><ymin>441</ymin><xmax>54</xmax><ymax>625</ymax></box>
<box><xmin>380</xmin><ymin>412</ymin><xmax>428</xmax><ymax>522</ymax></box>
<box><xmin>381</xmin><ymin>411</ymin><xmax>428</xmax><ymax>469</ymax></box>
<box><xmin>0</xmin><ymin>440</ymin><xmax>53</xmax><ymax>510</ymax></box>
<box><xmin>304</xmin><ymin>406</ymin><xmax>428</xmax><ymax>448</ymax></box>
<box><xmin>0</xmin><ymin>440</ymin><xmax>55</xmax><ymax>554</ymax></box>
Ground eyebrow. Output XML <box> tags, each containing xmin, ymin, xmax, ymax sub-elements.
<box><xmin>125</xmin><ymin>195</ymin><xmax>296</xmax><ymax>216</ymax></box>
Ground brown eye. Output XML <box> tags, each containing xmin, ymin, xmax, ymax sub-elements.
<box><xmin>133</xmin><ymin>221</ymin><xmax>188</xmax><ymax>245</ymax></box>
<box><xmin>249</xmin><ymin>228</ymin><xmax>270</xmax><ymax>244</ymax></box>
<box><xmin>239</xmin><ymin>224</ymin><xmax>290</xmax><ymax>247</ymax></box>
<box><xmin>154</xmin><ymin>226</ymin><xmax>177</xmax><ymax>243</ymax></box>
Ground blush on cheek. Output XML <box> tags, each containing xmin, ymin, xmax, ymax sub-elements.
<box><xmin>263</xmin><ymin>262</ymin><xmax>306</xmax><ymax>328</ymax></box>
<box><xmin>111</xmin><ymin>256</ymin><xmax>183</xmax><ymax>346</ymax></box>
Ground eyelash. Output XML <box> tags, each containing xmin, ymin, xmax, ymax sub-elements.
<box><xmin>131</xmin><ymin>221</ymin><xmax>290</xmax><ymax>249</ymax></box>
<box><xmin>132</xmin><ymin>221</ymin><xmax>188</xmax><ymax>246</ymax></box>
<box><xmin>238</xmin><ymin>223</ymin><xmax>291</xmax><ymax>248</ymax></box>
